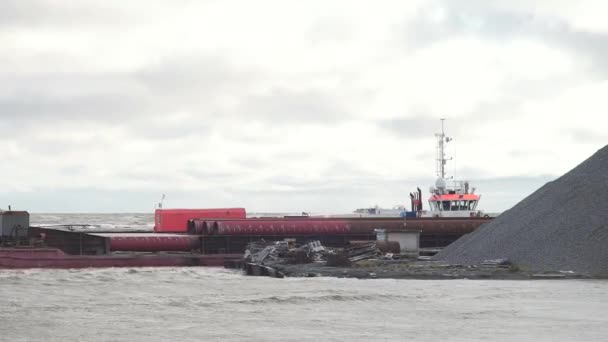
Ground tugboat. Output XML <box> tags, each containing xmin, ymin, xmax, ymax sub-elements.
<box><xmin>348</xmin><ymin>119</ymin><xmax>487</xmax><ymax>218</ymax></box>
<box><xmin>418</xmin><ymin>119</ymin><xmax>485</xmax><ymax>218</ymax></box>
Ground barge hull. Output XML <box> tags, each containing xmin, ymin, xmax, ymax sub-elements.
<box><xmin>0</xmin><ymin>248</ymin><xmax>241</xmax><ymax>269</ymax></box>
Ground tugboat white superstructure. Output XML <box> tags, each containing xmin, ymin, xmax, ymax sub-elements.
<box><xmin>419</xmin><ymin>119</ymin><xmax>484</xmax><ymax>218</ymax></box>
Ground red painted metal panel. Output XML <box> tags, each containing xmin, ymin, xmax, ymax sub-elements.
<box><xmin>108</xmin><ymin>235</ymin><xmax>200</xmax><ymax>252</ymax></box>
<box><xmin>429</xmin><ymin>194</ymin><xmax>480</xmax><ymax>201</ymax></box>
<box><xmin>154</xmin><ymin>208</ymin><xmax>246</xmax><ymax>233</ymax></box>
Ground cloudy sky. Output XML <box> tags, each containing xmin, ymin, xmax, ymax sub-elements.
<box><xmin>1</xmin><ymin>0</ymin><xmax>606</xmax><ymax>213</ymax></box>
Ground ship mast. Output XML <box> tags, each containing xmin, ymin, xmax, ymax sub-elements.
<box><xmin>435</xmin><ymin>119</ymin><xmax>452</xmax><ymax>179</ymax></box>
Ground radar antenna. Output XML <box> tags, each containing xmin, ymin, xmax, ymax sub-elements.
<box><xmin>435</xmin><ymin>119</ymin><xmax>452</xmax><ymax>179</ymax></box>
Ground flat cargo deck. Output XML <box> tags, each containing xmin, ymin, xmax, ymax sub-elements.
<box><xmin>0</xmin><ymin>248</ymin><xmax>242</xmax><ymax>269</ymax></box>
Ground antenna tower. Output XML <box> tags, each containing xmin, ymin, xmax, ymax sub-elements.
<box><xmin>435</xmin><ymin>119</ymin><xmax>452</xmax><ymax>179</ymax></box>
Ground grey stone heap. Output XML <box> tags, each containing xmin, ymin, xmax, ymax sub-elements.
<box><xmin>436</xmin><ymin>145</ymin><xmax>608</xmax><ymax>276</ymax></box>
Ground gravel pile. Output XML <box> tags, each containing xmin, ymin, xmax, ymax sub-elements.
<box><xmin>436</xmin><ymin>145</ymin><xmax>608</xmax><ymax>276</ymax></box>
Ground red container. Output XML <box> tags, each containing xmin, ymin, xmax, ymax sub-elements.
<box><xmin>154</xmin><ymin>208</ymin><xmax>246</xmax><ymax>233</ymax></box>
<box><xmin>99</xmin><ymin>233</ymin><xmax>200</xmax><ymax>252</ymax></box>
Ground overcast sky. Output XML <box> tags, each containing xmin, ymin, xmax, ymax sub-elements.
<box><xmin>1</xmin><ymin>0</ymin><xmax>606</xmax><ymax>213</ymax></box>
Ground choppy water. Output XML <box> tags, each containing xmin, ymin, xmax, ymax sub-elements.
<box><xmin>29</xmin><ymin>212</ymin><xmax>298</xmax><ymax>231</ymax></box>
<box><xmin>2</xmin><ymin>214</ymin><xmax>607</xmax><ymax>341</ymax></box>
<box><xmin>30</xmin><ymin>213</ymin><xmax>155</xmax><ymax>231</ymax></box>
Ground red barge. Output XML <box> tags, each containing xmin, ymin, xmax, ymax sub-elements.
<box><xmin>0</xmin><ymin>208</ymin><xmax>490</xmax><ymax>269</ymax></box>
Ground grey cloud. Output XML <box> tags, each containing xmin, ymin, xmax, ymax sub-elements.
<box><xmin>130</xmin><ymin>119</ymin><xmax>211</xmax><ymax>140</ymax></box>
<box><xmin>266</xmin><ymin>175</ymin><xmax>377</xmax><ymax>192</ymax></box>
<box><xmin>180</xmin><ymin>168</ymin><xmax>243</xmax><ymax>182</ymax></box>
<box><xmin>544</xmin><ymin>28</ymin><xmax>608</xmax><ymax>76</ymax></box>
<box><xmin>21</xmin><ymin>138</ymin><xmax>101</xmax><ymax>156</ymax></box>
<box><xmin>260</xmin><ymin>159</ymin><xmax>417</xmax><ymax>194</ymax></box>
<box><xmin>233</xmin><ymin>156</ymin><xmax>273</xmax><ymax>170</ymax></box>
<box><xmin>376</xmin><ymin>114</ymin><xmax>487</xmax><ymax>140</ymax></box>
<box><xmin>449</xmin><ymin>166</ymin><xmax>489</xmax><ymax>179</ymax></box>
<box><xmin>474</xmin><ymin>174</ymin><xmax>553</xmax><ymax>213</ymax></box>
<box><xmin>403</xmin><ymin>1</ymin><xmax>608</xmax><ymax>75</ymax></box>
<box><xmin>113</xmin><ymin>168</ymin><xmax>241</xmax><ymax>185</ymax></box>
<box><xmin>134</xmin><ymin>57</ymin><xmax>259</xmax><ymax>97</ymax></box>
<box><xmin>0</xmin><ymin>56</ymin><xmax>344</xmax><ymax>144</ymax></box>
<box><xmin>403</xmin><ymin>1</ymin><xmax>537</xmax><ymax>50</ymax></box>
<box><xmin>508</xmin><ymin>148</ymin><xmax>554</xmax><ymax>158</ymax></box>
<box><xmin>377</xmin><ymin>115</ymin><xmax>440</xmax><ymax>138</ymax></box>
<box><xmin>0</xmin><ymin>93</ymin><xmax>144</xmax><ymax>121</ymax></box>
<box><xmin>0</xmin><ymin>59</ymin><xmax>248</xmax><ymax>120</ymax></box>
<box><xmin>384</xmin><ymin>2</ymin><xmax>607</xmax><ymax>141</ymax></box>
<box><xmin>569</xmin><ymin>129</ymin><xmax>608</xmax><ymax>144</ymax></box>
<box><xmin>308</xmin><ymin>17</ymin><xmax>356</xmax><ymax>45</ymax></box>
<box><xmin>113</xmin><ymin>170</ymin><xmax>177</xmax><ymax>183</ymax></box>
<box><xmin>233</xmin><ymin>87</ymin><xmax>348</xmax><ymax>124</ymax></box>
<box><xmin>0</xmin><ymin>72</ymin><xmax>159</xmax><ymax>131</ymax></box>
<box><xmin>0</xmin><ymin>1</ymin><xmax>130</xmax><ymax>28</ymax></box>
<box><xmin>0</xmin><ymin>61</ymin><xmax>247</xmax><ymax>141</ymax></box>
<box><xmin>320</xmin><ymin>159</ymin><xmax>377</xmax><ymax>178</ymax></box>
<box><xmin>233</xmin><ymin>132</ymin><xmax>281</xmax><ymax>145</ymax></box>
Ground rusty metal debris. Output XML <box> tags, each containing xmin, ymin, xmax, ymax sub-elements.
<box><xmin>344</xmin><ymin>242</ymin><xmax>381</xmax><ymax>262</ymax></box>
<box><xmin>243</xmin><ymin>239</ymin><xmax>392</xmax><ymax>276</ymax></box>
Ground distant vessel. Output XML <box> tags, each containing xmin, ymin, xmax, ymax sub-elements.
<box><xmin>419</xmin><ymin>119</ymin><xmax>484</xmax><ymax>218</ymax></box>
<box><xmin>352</xmin><ymin>205</ymin><xmax>407</xmax><ymax>217</ymax></box>
<box><xmin>349</xmin><ymin>119</ymin><xmax>486</xmax><ymax>218</ymax></box>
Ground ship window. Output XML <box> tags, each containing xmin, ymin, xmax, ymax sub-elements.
<box><xmin>442</xmin><ymin>201</ymin><xmax>450</xmax><ymax>211</ymax></box>
<box><xmin>469</xmin><ymin>200</ymin><xmax>477</xmax><ymax>210</ymax></box>
<box><xmin>451</xmin><ymin>201</ymin><xmax>459</xmax><ymax>211</ymax></box>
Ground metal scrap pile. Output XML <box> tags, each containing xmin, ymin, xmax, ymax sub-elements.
<box><xmin>243</xmin><ymin>240</ymin><xmax>384</xmax><ymax>267</ymax></box>
<box><xmin>244</xmin><ymin>240</ymin><xmax>327</xmax><ymax>265</ymax></box>
<box><xmin>244</xmin><ymin>240</ymin><xmax>288</xmax><ymax>264</ymax></box>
